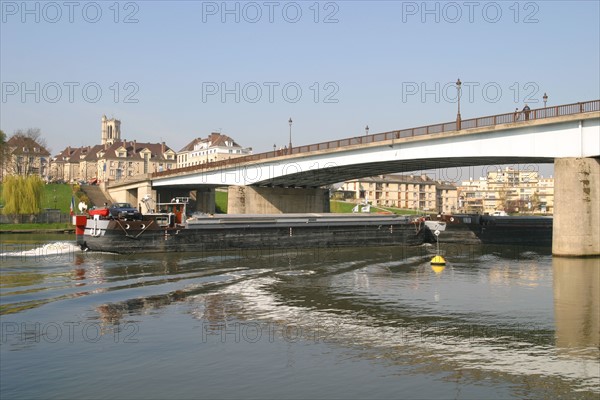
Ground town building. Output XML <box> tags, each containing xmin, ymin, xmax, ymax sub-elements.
<box><xmin>339</xmin><ymin>174</ymin><xmax>458</xmax><ymax>214</ymax></box>
<box><xmin>50</xmin><ymin>145</ymin><xmax>103</xmax><ymax>183</ymax></box>
<box><xmin>457</xmin><ymin>167</ymin><xmax>554</xmax><ymax>214</ymax></box>
<box><xmin>50</xmin><ymin>116</ymin><xmax>176</xmax><ymax>183</ymax></box>
<box><xmin>177</xmin><ymin>132</ymin><xmax>252</xmax><ymax>168</ymax></box>
<box><xmin>0</xmin><ymin>135</ymin><xmax>50</xmax><ymax>181</ymax></box>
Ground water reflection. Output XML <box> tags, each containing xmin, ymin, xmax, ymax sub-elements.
<box><xmin>73</xmin><ymin>248</ymin><xmax>599</xmax><ymax>395</ymax></box>
<box><xmin>553</xmin><ymin>257</ymin><xmax>600</xmax><ymax>354</ymax></box>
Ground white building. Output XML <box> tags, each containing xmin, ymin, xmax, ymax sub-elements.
<box><xmin>177</xmin><ymin>132</ymin><xmax>252</xmax><ymax>168</ymax></box>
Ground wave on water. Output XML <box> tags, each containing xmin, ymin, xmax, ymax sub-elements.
<box><xmin>0</xmin><ymin>241</ymin><xmax>81</xmax><ymax>257</ymax></box>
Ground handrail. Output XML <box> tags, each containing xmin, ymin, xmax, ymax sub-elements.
<box><xmin>152</xmin><ymin>99</ymin><xmax>600</xmax><ymax>179</ymax></box>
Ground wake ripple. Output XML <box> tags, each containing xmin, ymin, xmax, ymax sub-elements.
<box><xmin>0</xmin><ymin>241</ymin><xmax>81</xmax><ymax>257</ymax></box>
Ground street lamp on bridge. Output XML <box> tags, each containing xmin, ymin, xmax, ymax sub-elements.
<box><xmin>365</xmin><ymin>125</ymin><xmax>369</xmax><ymax>136</ymax></box>
<box><xmin>456</xmin><ymin>78</ymin><xmax>462</xmax><ymax>130</ymax></box>
<box><xmin>288</xmin><ymin>117</ymin><xmax>293</xmax><ymax>153</ymax></box>
<box><xmin>543</xmin><ymin>92</ymin><xmax>548</xmax><ymax>108</ymax></box>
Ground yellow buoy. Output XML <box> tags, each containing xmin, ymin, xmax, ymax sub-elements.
<box><xmin>431</xmin><ymin>264</ymin><xmax>445</xmax><ymax>274</ymax></box>
<box><xmin>431</xmin><ymin>255</ymin><xmax>446</xmax><ymax>266</ymax></box>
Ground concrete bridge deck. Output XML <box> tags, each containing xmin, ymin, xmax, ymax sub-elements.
<box><xmin>150</xmin><ymin>100</ymin><xmax>599</xmax><ymax>188</ymax></box>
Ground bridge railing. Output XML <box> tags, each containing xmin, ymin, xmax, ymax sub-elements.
<box><xmin>152</xmin><ymin>99</ymin><xmax>599</xmax><ymax>178</ymax></box>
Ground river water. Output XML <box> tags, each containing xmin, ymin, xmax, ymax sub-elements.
<box><xmin>1</xmin><ymin>234</ymin><xmax>598</xmax><ymax>399</ymax></box>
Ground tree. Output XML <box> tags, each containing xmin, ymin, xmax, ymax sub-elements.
<box><xmin>496</xmin><ymin>188</ymin><xmax>507</xmax><ymax>212</ymax></box>
<box><xmin>530</xmin><ymin>191</ymin><xmax>541</xmax><ymax>213</ymax></box>
<box><xmin>1</xmin><ymin>175</ymin><xmax>44</xmax><ymax>215</ymax></box>
<box><xmin>13</xmin><ymin>128</ymin><xmax>49</xmax><ymax>152</ymax></box>
<box><xmin>0</xmin><ymin>129</ymin><xmax>8</xmax><ymax>179</ymax></box>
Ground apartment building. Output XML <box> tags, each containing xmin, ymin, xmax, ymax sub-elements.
<box><xmin>457</xmin><ymin>167</ymin><xmax>554</xmax><ymax>214</ymax></box>
<box><xmin>339</xmin><ymin>174</ymin><xmax>458</xmax><ymax>213</ymax></box>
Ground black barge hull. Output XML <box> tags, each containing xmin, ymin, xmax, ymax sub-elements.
<box><xmin>77</xmin><ymin>214</ymin><xmax>432</xmax><ymax>254</ymax></box>
<box><xmin>433</xmin><ymin>214</ymin><xmax>553</xmax><ymax>246</ymax></box>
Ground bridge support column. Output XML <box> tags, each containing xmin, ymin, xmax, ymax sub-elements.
<box><xmin>553</xmin><ymin>157</ymin><xmax>600</xmax><ymax>257</ymax></box>
<box><xmin>227</xmin><ymin>186</ymin><xmax>330</xmax><ymax>214</ymax></box>
<box><xmin>135</xmin><ymin>182</ymin><xmax>154</xmax><ymax>211</ymax></box>
<box><xmin>193</xmin><ymin>187</ymin><xmax>215</xmax><ymax>214</ymax></box>
<box><xmin>154</xmin><ymin>188</ymin><xmax>215</xmax><ymax>214</ymax></box>
<box><xmin>136</xmin><ymin>183</ymin><xmax>153</xmax><ymax>204</ymax></box>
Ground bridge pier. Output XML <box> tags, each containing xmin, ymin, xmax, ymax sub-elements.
<box><xmin>553</xmin><ymin>157</ymin><xmax>600</xmax><ymax>257</ymax></box>
<box><xmin>193</xmin><ymin>187</ymin><xmax>215</xmax><ymax>214</ymax></box>
<box><xmin>227</xmin><ymin>186</ymin><xmax>330</xmax><ymax>214</ymax></box>
<box><xmin>104</xmin><ymin>181</ymin><xmax>154</xmax><ymax>211</ymax></box>
<box><xmin>135</xmin><ymin>183</ymin><xmax>154</xmax><ymax>212</ymax></box>
<box><xmin>154</xmin><ymin>188</ymin><xmax>215</xmax><ymax>214</ymax></box>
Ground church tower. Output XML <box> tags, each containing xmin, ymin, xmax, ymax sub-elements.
<box><xmin>101</xmin><ymin>115</ymin><xmax>121</xmax><ymax>146</ymax></box>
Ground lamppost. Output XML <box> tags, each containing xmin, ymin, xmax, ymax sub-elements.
<box><xmin>456</xmin><ymin>78</ymin><xmax>462</xmax><ymax>130</ymax></box>
<box><xmin>288</xmin><ymin>117</ymin><xmax>293</xmax><ymax>153</ymax></box>
<box><xmin>543</xmin><ymin>92</ymin><xmax>548</xmax><ymax>108</ymax></box>
<box><xmin>365</xmin><ymin>125</ymin><xmax>369</xmax><ymax>136</ymax></box>
<box><xmin>273</xmin><ymin>144</ymin><xmax>276</xmax><ymax>155</ymax></box>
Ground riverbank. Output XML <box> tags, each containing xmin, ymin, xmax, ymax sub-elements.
<box><xmin>0</xmin><ymin>229</ymin><xmax>75</xmax><ymax>234</ymax></box>
<box><xmin>0</xmin><ymin>223</ymin><xmax>74</xmax><ymax>234</ymax></box>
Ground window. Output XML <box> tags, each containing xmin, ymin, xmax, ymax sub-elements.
<box><xmin>143</xmin><ymin>153</ymin><xmax>149</xmax><ymax>174</ymax></box>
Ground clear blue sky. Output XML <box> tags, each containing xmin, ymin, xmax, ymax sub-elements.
<box><xmin>2</xmin><ymin>0</ymin><xmax>599</xmax><ymax>178</ymax></box>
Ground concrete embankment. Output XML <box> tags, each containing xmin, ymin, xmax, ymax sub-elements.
<box><xmin>0</xmin><ymin>229</ymin><xmax>75</xmax><ymax>234</ymax></box>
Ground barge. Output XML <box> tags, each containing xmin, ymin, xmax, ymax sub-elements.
<box><xmin>426</xmin><ymin>214</ymin><xmax>553</xmax><ymax>246</ymax></box>
<box><xmin>74</xmin><ymin>198</ymin><xmax>434</xmax><ymax>253</ymax></box>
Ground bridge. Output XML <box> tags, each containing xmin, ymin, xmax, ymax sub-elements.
<box><xmin>106</xmin><ymin>100</ymin><xmax>600</xmax><ymax>256</ymax></box>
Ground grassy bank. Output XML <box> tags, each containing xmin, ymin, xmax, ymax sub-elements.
<box><xmin>0</xmin><ymin>183</ymin><xmax>74</xmax><ymax>214</ymax></box>
<box><xmin>330</xmin><ymin>200</ymin><xmax>357</xmax><ymax>213</ymax></box>
<box><xmin>44</xmin><ymin>183</ymin><xmax>77</xmax><ymax>213</ymax></box>
<box><xmin>215</xmin><ymin>190</ymin><xmax>228</xmax><ymax>213</ymax></box>
<box><xmin>371</xmin><ymin>205</ymin><xmax>421</xmax><ymax>215</ymax></box>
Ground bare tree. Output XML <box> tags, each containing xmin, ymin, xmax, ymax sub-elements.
<box><xmin>0</xmin><ymin>129</ymin><xmax>7</xmax><ymax>156</ymax></box>
<box><xmin>12</xmin><ymin>128</ymin><xmax>51</xmax><ymax>154</ymax></box>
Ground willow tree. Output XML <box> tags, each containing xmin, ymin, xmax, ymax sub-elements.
<box><xmin>1</xmin><ymin>175</ymin><xmax>44</xmax><ymax>215</ymax></box>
